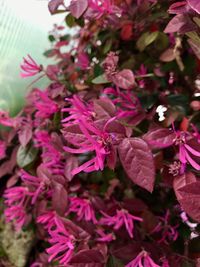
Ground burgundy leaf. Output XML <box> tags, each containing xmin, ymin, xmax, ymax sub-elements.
<box><xmin>62</xmin><ymin>124</ymin><xmax>87</xmax><ymax>145</ymax></box>
<box><xmin>69</xmin><ymin>0</ymin><xmax>88</xmax><ymax>19</ymax></box>
<box><xmin>112</xmin><ymin>69</ymin><xmax>135</xmax><ymax>90</ymax></box>
<box><xmin>93</xmin><ymin>98</ymin><xmax>116</xmax><ymax>120</ymax></box>
<box><xmin>18</xmin><ymin>123</ymin><xmax>32</xmax><ymax>147</ymax></box>
<box><xmin>69</xmin><ymin>249</ymin><xmax>104</xmax><ymax>265</ymax></box>
<box><xmin>52</xmin><ymin>182</ymin><xmax>68</xmax><ymax>215</ymax></box>
<box><xmin>187</xmin><ymin>0</ymin><xmax>200</xmax><ymax>14</ymax></box>
<box><xmin>168</xmin><ymin>1</ymin><xmax>188</xmax><ymax>14</ymax></box>
<box><xmin>143</xmin><ymin>128</ymin><xmax>176</xmax><ymax>149</ymax></box>
<box><xmin>106</xmin><ymin>146</ymin><xmax>117</xmax><ymax>170</ymax></box>
<box><xmin>177</xmin><ymin>181</ymin><xmax>200</xmax><ymax>222</ymax></box>
<box><xmin>173</xmin><ymin>172</ymin><xmax>200</xmax><ymax>221</ymax></box>
<box><xmin>118</xmin><ymin>138</ymin><xmax>155</xmax><ymax>192</ymax></box>
<box><xmin>48</xmin><ymin>0</ymin><xmax>64</xmax><ymax>14</ymax></box>
<box><xmin>164</xmin><ymin>14</ymin><xmax>194</xmax><ymax>34</ymax></box>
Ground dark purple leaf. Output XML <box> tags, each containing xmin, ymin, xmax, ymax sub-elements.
<box><xmin>143</xmin><ymin>128</ymin><xmax>175</xmax><ymax>149</ymax></box>
<box><xmin>188</xmin><ymin>0</ymin><xmax>200</xmax><ymax>14</ymax></box>
<box><xmin>52</xmin><ymin>182</ymin><xmax>68</xmax><ymax>215</ymax></box>
<box><xmin>118</xmin><ymin>138</ymin><xmax>155</xmax><ymax>192</ymax></box>
<box><xmin>112</xmin><ymin>70</ymin><xmax>135</xmax><ymax>90</ymax></box>
<box><xmin>48</xmin><ymin>0</ymin><xmax>64</xmax><ymax>14</ymax></box>
<box><xmin>69</xmin><ymin>0</ymin><xmax>88</xmax><ymax>19</ymax></box>
<box><xmin>173</xmin><ymin>172</ymin><xmax>196</xmax><ymax>200</ymax></box>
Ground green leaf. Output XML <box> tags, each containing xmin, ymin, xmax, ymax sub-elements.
<box><xmin>43</xmin><ymin>49</ymin><xmax>54</xmax><ymax>57</ymax></box>
<box><xmin>17</xmin><ymin>144</ymin><xmax>38</xmax><ymax>168</ymax></box>
<box><xmin>103</xmin><ymin>39</ymin><xmax>113</xmax><ymax>54</ymax></box>
<box><xmin>136</xmin><ymin>31</ymin><xmax>159</xmax><ymax>52</ymax></box>
<box><xmin>154</xmin><ymin>32</ymin><xmax>169</xmax><ymax>51</ymax></box>
<box><xmin>92</xmin><ymin>74</ymin><xmax>110</xmax><ymax>84</ymax></box>
<box><xmin>106</xmin><ymin>256</ymin><xmax>124</xmax><ymax>267</ymax></box>
<box><xmin>65</xmin><ymin>14</ymin><xmax>75</xmax><ymax>28</ymax></box>
<box><xmin>48</xmin><ymin>35</ymin><xmax>55</xmax><ymax>42</ymax></box>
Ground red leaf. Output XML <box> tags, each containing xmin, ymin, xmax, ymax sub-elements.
<box><xmin>118</xmin><ymin>138</ymin><xmax>155</xmax><ymax>192</ymax></box>
<box><xmin>143</xmin><ymin>127</ymin><xmax>175</xmax><ymax>149</ymax></box>
<box><xmin>113</xmin><ymin>69</ymin><xmax>135</xmax><ymax>90</ymax></box>
<box><xmin>52</xmin><ymin>182</ymin><xmax>68</xmax><ymax>216</ymax></box>
<box><xmin>48</xmin><ymin>0</ymin><xmax>64</xmax><ymax>14</ymax></box>
<box><xmin>173</xmin><ymin>172</ymin><xmax>200</xmax><ymax>222</ymax></box>
<box><xmin>69</xmin><ymin>0</ymin><xmax>88</xmax><ymax>19</ymax></box>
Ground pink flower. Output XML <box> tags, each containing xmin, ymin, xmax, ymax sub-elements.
<box><xmin>37</xmin><ymin>211</ymin><xmax>57</xmax><ymax>231</ymax></box>
<box><xmin>104</xmin><ymin>87</ymin><xmax>140</xmax><ymax>120</ymax></box>
<box><xmin>0</xmin><ymin>140</ymin><xmax>6</xmax><ymax>160</ymax></box>
<box><xmin>88</xmin><ymin>0</ymin><xmax>118</xmax><ymax>19</ymax></box>
<box><xmin>96</xmin><ymin>228</ymin><xmax>115</xmax><ymax>242</ymax></box>
<box><xmin>4</xmin><ymin>186</ymin><xmax>30</xmax><ymax>231</ymax></box>
<box><xmin>100</xmin><ymin>209</ymin><xmax>143</xmax><ymax>238</ymax></box>
<box><xmin>174</xmin><ymin>130</ymin><xmax>200</xmax><ymax>172</ymax></box>
<box><xmin>20</xmin><ymin>54</ymin><xmax>42</xmax><ymax>78</ymax></box>
<box><xmin>0</xmin><ymin>110</ymin><xmax>16</xmax><ymax>127</ymax></box>
<box><xmin>76</xmin><ymin>52</ymin><xmax>90</xmax><ymax>70</ymax></box>
<box><xmin>63</xmin><ymin>96</ymin><xmax>115</xmax><ymax>175</ymax></box>
<box><xmin>136</xmin><ymin>64</ymin><xmax>148</xmax><ymax>88</ymax></box>
<box><xmin>102</xmin><ymin>52</ymin><xmax>118</xmax><ymax>80</ymax></box>
<box><xmin>33</xmin><ymin>90</ymin><xmax>58</xmax><ymax>119</ymax></box>
<box><xmin>46</xmin><ymin>216</ymin><xmax>75</xmax><ymax>265</ymax></box>
<box><xmin>34</xmin><ymin>131</ymin><xmax>64</xmax><ymax>175</ymax></box>
<box><xmin>126</xmin><ymin>251</ymin><xmax>160</xmax><ymax>267</ymax></box>
<box><xmin>150</xmin><ymin>210</ymin><xmax>179</xmax><ymax>244</ymax></box>
<box><xmin>20</xmin><ymin>170</ymin><xmax>50</xmax><ymax>204</ymax></box>
<box><xmin>67</xmin><ymin>196</ymin><xmax>97</xmax><ymax>223</ymax></box>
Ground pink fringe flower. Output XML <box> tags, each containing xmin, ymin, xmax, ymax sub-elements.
<box><xmin>67</xmin><ymin>196</ymin><xmax>97</xmax><ymax>223</ymax></box>
<box><xmin>150</xmin><ymin>210</ymin><xmax>179</xmax><ymax>244</ymax></box>
<box><xmin>46</xmin><ymin>216</ymin><xmax>75</xmax><ymax>265</ymax></box>
<box><xmin>34</xmin><ymin>131</ymin><xmax>64</xmax><ymax>175</ymax></box>
<box><xmin>96</xmin><ymin>228</ymin><xmax>115</xmax><ymax>242</ymax></box>
<box><xmin>88</xmin><ymin>0</ymin><xmax>118</xmax><ymax>19</ymax></box>
<box><xmin>4</xmin><ymin>186</ymin><xmax>30</xmax><ymax>231</ymax></box>
<box><xmin>174</xmin><ymin>130</ymin><xmax>200</xmax><ymax>172</ymax></box>
<box><xmin>100</xmin><ymin>209</ymin><xmax>143</xmax><ymax>238</ymax></box>
<box><xmin>63</xmin><ymin>95</ymin><xmax>115</xmax><ymax>175</ymax></box>
<box><xmin>126</xmin><ymin>251</ymin><xmax>160</xmax><ymax>267</ymax></box>
<box><xmin>37</xmin><ymin>211</ymin><xmax>57</xmax><ymax>231</ymax></box>
<box><xmin>33</xmin><ymin>90</ymin><xmax>58</xmax><ymax>119</ymax></box>
<box><xmin>20</xmin><ymin>170</ymin><xmax>50</xmax><ymax>204</ymax></box>
<box><xmin>20</xmin><ymin>54</ymin><xmax>42</xmax><ymax>78</ymax></box>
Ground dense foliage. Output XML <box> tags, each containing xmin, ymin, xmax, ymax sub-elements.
<box><xmin>1</xmin><ymin>0</ymin><xmax>200</xmax><ymax>266</ymax></box>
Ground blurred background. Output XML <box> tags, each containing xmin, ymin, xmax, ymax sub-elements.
<box><xmin>0</xmin><ymin>0</ymin><xmax>66</xmax><ymax>115</ymax></box>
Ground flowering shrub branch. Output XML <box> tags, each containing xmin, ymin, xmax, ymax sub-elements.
<box><xmin>0</xmin><ymin>0</ymin><xmax>200</xmax><ymax>266</ymax></box>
